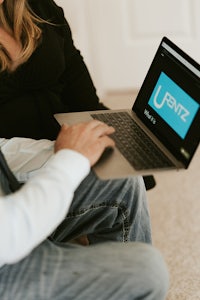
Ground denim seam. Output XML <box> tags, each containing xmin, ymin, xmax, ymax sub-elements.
<box><xmin>66</xmin><ymin>203</ymin><xmax>130</xmax><ymax>242</ymax></box>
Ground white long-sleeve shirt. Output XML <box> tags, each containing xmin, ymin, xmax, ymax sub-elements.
<box><xmin>0</xmin><ymin>138</ymin><xmax>90</xmax><ymax>267</ymax></box>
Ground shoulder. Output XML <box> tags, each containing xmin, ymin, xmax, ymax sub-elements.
<box><xmin>29</xmin><ymin>0</ymin><xmax>66</xmax><ymax>24</ymax></box>
<box><xmin>29</xmin><ymin>0</ymin><xmax>72</xmax><ymax>38</ymax></box>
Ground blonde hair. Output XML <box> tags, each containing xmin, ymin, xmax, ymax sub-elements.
<box><xmin>0</xmin><ymin>0</ymin><xmax>45</xmax><ymax>72</ymax></box>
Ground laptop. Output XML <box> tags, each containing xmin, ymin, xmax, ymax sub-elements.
<box><xmin>54</xmin><ymin>37</ymin><xmax>200</xmax><ymax>179</ymax></box>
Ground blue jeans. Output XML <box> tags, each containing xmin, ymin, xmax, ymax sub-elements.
<box><xmin>50</xmin><ymin>172</ymin><xmax>152</xmax><ymax>244</ymax></box>
<box><xmin>0</xmin><ymin>173</ymin><xmax>169</xmax><ymax>299</ymax></box>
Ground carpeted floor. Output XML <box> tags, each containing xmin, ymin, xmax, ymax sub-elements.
<box><xmin>148</xmin><ymin>146</ymin><xmax>200</xmax><ymax>300</ymax></box>
<box><xmin>104</xmin><ymin>92</ymin><xmax>200</xmax><ymax>300</ymax></box>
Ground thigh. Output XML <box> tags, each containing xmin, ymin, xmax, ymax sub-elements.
<box><xmin>50</xmin><ymin>172</ymin><xmax>151</xmax><ymax>244</ymax></box>
<box><xmin>0</xmin><ymin>240</ymin><xmax>168</xmax><ymax>300</ymax></box>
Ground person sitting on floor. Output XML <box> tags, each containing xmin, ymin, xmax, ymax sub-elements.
<box><xmin>0</xmin><ymin>120</ymin><xmax>168</xmax><ymax>300</ymax></box>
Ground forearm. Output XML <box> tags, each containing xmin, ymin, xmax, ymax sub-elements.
<box><xmin>0</xmin><ymin>149</ymin><xmax>90</xmax><ymax>266</ymax></box>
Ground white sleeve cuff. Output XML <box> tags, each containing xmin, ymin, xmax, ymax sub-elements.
<box><xmin>46</xmin><ymin>149</ymin><xmax>91</xmax><ymax>191</ymax></box>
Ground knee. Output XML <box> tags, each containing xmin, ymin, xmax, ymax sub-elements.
<box><xmin>84</xmin><ymin>242</ymin><xmax>169</xmax><ymax>299</ymax></box>
<box><xmin>130</xmin><ymin>243</ymin><xmax>169</xmax><ymax>299</ymax></box>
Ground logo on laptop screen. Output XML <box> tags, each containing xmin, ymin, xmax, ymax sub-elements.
<box><xmin>148</xmin><ymin>72</ymin><xmax>199</xmax><ymax>139</ymax></box>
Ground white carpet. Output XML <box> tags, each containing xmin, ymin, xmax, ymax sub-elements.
<box><xmin>148</xmin><ymin>146</ymin><xmax>200</xmax><ymax>300</ymax></box>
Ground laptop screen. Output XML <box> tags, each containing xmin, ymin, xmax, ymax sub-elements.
<box><xmin>133</xmin><ymin>37</ymin><xmax>200</xmax><ymax>166</ymax></box>
<box><xmin>148</xmin><ymin>71</ymin><xmax>199</xmax><ymax>139</ymax></box>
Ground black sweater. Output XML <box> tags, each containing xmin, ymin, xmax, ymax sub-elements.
<box><xmin>0</xmin><ymin>0</ymin><xmax>105</xmax><ymax>140</ymax></box>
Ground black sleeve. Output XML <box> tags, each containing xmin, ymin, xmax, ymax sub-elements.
<box><xmin>34</xmin><ymin>0</ymin><xmax>108</xmax><ymax>111</ymax></box>
<box><xmin>60</xmin><ymin>46</ymin><xmax>108</xmax><ymax>111</ymax></box>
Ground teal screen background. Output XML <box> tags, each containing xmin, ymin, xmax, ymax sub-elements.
<box><xmin>148</xmin><ymin>72</ymin><xmax>199</xmax><ymax>139</ymax></box>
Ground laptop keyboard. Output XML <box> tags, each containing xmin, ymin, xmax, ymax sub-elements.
<box><xmin>91</xmin><ymin>112</ymin><xmax>174</xmax><ymax>170</ymax></box>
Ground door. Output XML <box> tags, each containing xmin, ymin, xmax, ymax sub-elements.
<box><xmin>55</xmin><ymin>0</ymin><xmax>200</xmax><ymax>97</ymax></box>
